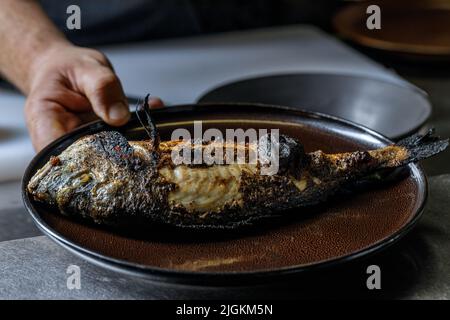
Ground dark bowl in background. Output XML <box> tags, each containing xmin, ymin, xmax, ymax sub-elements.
<box><xmin>198</xmin><ymin>73</ymin><xmax>431</xmax><ymax>140</ymax></box>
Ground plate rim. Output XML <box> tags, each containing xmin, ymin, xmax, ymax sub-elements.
<box><xmin>21</xmin><ymin>103</ymin><xmax>428</xmax><ymax>285</ymax></box>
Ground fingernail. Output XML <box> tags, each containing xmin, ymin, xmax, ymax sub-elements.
<box><xmin>108</xmin><ymin>102</ymin><xmax>130</xmax><ymax>122</ymax></box>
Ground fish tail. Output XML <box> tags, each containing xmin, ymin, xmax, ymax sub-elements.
<box><xmin>396</xmin><ymin>128</ymin><xmax>449</xmax><ymax>164</ymax></box>
<box><xmin>313</xmin><ymin>129</ymin><xmax>448</xmax><ymax>180</ymax></box>
<box><xmin>367</xmin><ymin>128</ymin><xmax>448</xmax><ymax>170</ymax></box>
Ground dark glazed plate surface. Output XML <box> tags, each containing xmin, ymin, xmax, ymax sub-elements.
<box><xmin>22</xmin><ymin>103</ymin><xmax>427</xmax><ymax>285</ymax></box>
<box><xmin>197</xmin><ymin>73</ymin><xmax>431</xmax><ymax>140</ymax></box>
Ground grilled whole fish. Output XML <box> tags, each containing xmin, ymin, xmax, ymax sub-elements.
<box><xmin>27</xmin><ymin>129</ymin><xmax>448</xmax><ymax>229</ymax></box>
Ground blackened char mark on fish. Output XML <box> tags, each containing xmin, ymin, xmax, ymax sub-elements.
<box><xmin>258</xmin><ymin>134</ymin><xmax>307</xmax><ymax>178</ymax></box>
<box><xmin>308</xmin><ymin>150</ymin><xmax>376</xmax><ymax>181</ymax></box>
<box><xmin>278</xmin><ymin>135</ymin><xmax>307</xmax><ymax>178</ymax></box>
<box><xmin>91</xmin><ymin>131</ymin><xmax>145</xmax><ymax>171</ymax></box>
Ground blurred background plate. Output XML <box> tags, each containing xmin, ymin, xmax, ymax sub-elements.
<box><xmin>333</xmin><ymin>0</ymin><xmax>450</xmax><ymax>61</ymax></box>
<box><xmin>198</xmin><ymin>73</ymin><xmax>431</xmax><ymax>139</ymax></box>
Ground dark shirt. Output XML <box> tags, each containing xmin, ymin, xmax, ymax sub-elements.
<box><xmin>39</xmin><ymin>0</ymin><xmax>337</xmax><ymax>46</ymax></box>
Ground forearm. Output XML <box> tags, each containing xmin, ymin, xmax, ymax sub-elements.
<box><xmin>0</xmin><ymin>0</ymin><xmax>71</xmax><ymax>93</ymax></box>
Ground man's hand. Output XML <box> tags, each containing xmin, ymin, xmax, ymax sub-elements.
<box><xmin>24</xmin><ymin>44</ymin><xmax>163</xmax><ymax>151</ymax></box>
<box><xmin>0</xmin><ymin>0</ymin><xmax>163</xmax><ymax>151</ymax></box>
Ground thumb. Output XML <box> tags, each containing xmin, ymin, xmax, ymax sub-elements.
<box><xmin>76</xmin><ymin>66</ymin><xmax>130</xmax><ymax>126</ymax></box>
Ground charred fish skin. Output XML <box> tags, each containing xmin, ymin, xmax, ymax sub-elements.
<box><xmin>27</xmin><ymin>131</ymin><xmax>308</xmax><ymax>228</ymax></box>
<box><xmin>27</xmin><ymin>129</ymin><xmax>448</xmax><ymax>229</ymax></box>
<box><xmin>27</xmin><ymin>131</ymin><xmax>175</xmax><ymax>225</ymax></box>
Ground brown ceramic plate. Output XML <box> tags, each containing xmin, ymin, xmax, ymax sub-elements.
<box><xmin>22</xmin><ymin>103</ymin><xmax>427</xmax><ymax>285</ymax></box>
<box><xmin>333</xmin><ymin>0</ymin><xmax>450</xmax><ymax>60</ymax></box>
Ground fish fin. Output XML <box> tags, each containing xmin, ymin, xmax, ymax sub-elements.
<box><xmin>397</xmin><ymin>128</ymin><xmax>449</xmax><ymax>163</ymax></box>
<box><xmin>136</xmin><ymin>93</ymin><xmax>160</xmax><ymax>149</ymax></box>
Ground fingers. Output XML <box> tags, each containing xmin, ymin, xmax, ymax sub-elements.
<box><xmin>74</xmin><ymin>65</ymin><xmax>130</xmax><ymax>126</ymax></box>
<box><xmin>25</xmin><ymin>93</ymin><xmax>165</xmax><ymax>152</ymax></box>
<box><xmin>25</xmin><ymin>98</ymin><xmax>81</xmax><ymax>151</ymax></box>
<box><xmin>34</xmin><ymin>79</ymin><xmax>93</xmax><ymax>113</ymax></box>
<box><xmin>23</xmin><ymin>47</ymin><xmax>166</xmax><ymax>152</ymax></box>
